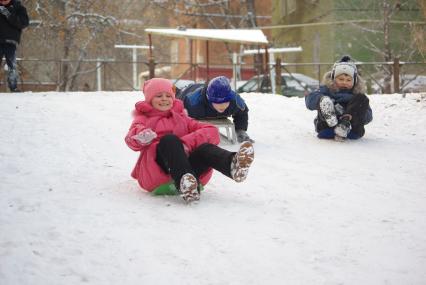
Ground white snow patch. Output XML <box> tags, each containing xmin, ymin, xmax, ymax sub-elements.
<box><xmin>1</xmin><ymin>91</ymin><xmax>426</xmax><ymax>285</ymax></box>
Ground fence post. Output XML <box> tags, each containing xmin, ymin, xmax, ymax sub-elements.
<box><xmin>275</xmin><ymin>57</ymin><xmax>282</xmax><ymax>95</ymax></box>
<box><xmin>148</xmin><ymin>33</ymin><xmax>155</xmax><ymax>79</ymax></box>
<box><xmin>97</xmin><ymin>59</ymin><xmax>102</xmax><ymax>91</ymax></box>
<box><xmin>393</xmin><ymin>57</ymin><xmax>400</xmax><ymax>93</ymax></box>
<box><xmin>57</xmin><ymin>60</ymin><xmax>62</xmax><ymax>91</ymax></box>
<box><xmin>232</xmin><ymin>52</ymin><xmax>238</xmax><ymax>90</ymax></box>
<box><xmin>148</xmin><ymin>58</ymin><xmax>155</xmax><ymax>79</ymax></box>
<box><xmin>255</xmin><ymin>48</ymin><xmax>262</xmax><ymax>92</ymax></box>
<box><xmin>317</xmin><ymin>64</ymin><xmax>321</xmax><ymax>84</ymax></box>
<box><xmin>132</xmin><ymin>47</ymin><xmax>138</xmax><ymax>90</ymax></box>
<box><xmin>269</xmin><ymin>53</ymin><xmax>276</xmax><ymax>94</ymax></box>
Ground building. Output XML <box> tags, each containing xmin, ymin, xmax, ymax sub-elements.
<box><xmin>271</xmin><ymin>0</ymin><xmax>424</xmax><ymax>79</ymax></box>
<box><xmin>163</xmin><ymin>0</ymin><xmax>273</xmax><ymax>81</ymax></box>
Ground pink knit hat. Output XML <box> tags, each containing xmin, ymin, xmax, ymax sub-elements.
<box><xmin>142</xmin><ymin>78</ymin><xmax>175</xmax><ymax>103</ymax></box>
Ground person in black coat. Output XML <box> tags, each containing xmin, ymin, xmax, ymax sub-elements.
<box><xmin>0</xmin><ymin>0</ymin><xmax>29</xmax><ymax>92</ymax></box>
<box><xmin>176</xmin><ymin>76</ymin><xmax>254</xmax><ymax>143</ymax></box>
<box><xmin>305</xmin><ymin>55</ymin><xmax>373</xmax><ymax>141</ymax></box>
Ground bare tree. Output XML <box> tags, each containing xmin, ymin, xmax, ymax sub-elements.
<box><xmin>32</xmin><ymin>1</ymin><xmax>117</xmax><ymax>90</ymax></box>
<box><xmin>412</xmin><ymin>0</ymin><xmax>426</xmax><ymax>59</ymax></box>
<box><xmin>20</xmin><ymin>1</ymin><xmax>269</xmax><ymax>90</ymax></box>
<box><xmin>336</xmin><ymin>0</ymin><xmax>424</xmax><ymax>93</ymax></box>
<box><xmin>150</xmin><ymin>0</ymin><xmax>270</xmax><ymax>64</ymax></box>
<box><xmin>27</xmin><ymin>0</ymin><xmax>152</xmax><ymax>91</ymax></box>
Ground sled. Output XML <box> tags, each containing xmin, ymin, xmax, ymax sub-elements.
<box><xmin>152</xmin><ymin>181</ymin><xmax>204</xmax><ymax>196</ymax></box>
<box><xmin>200</xmin><ymin>118</ymin><xmax>237</xmax><ymax>144</ymax></box>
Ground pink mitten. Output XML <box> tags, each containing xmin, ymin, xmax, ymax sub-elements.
<box><xmin>132</xmin><ymin>128</ymin><xmax>157</xmax><ymax>145</ymax></box>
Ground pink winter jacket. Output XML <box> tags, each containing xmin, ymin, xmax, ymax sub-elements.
<box><xmin>125</xmin><ymin>99</ymin><xmax>220</xmax><ymax>192</ymax></box>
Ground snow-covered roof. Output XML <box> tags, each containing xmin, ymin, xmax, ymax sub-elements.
<box><xmin>243</xmin><ymin>47</ymin><xmax>302</xmax><ymax>55</ymax></box>
<box><xmin>145</xmin><ymin>28</ymin><xmax>268</xmax><ymax>45</ymax></box>
<box><xmin>114</xmin><ymin>45</ymin><xmax>150</xmax><ymax>49</ymax></box>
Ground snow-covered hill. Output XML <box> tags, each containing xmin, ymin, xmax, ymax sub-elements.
<box><xmin>1</xmin><ymin>91</ymin><xmax>425</xmax><ymax>285</ymax></box>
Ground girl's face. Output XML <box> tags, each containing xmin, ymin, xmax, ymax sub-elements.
<box><xmin>335</xmin><ymin>73</ymin><xmax>354</xmax><ymax>90</ymax></box>
<box><xmin>211</xmin><ymin>102</ymin><xmax>230</xmax><ymax>113</ymax></box>
<box><xmin>151</xmin><ymin>92</ymin><xmax>174</xmax><ymax>111</ymax></box>
<box><xmin>0</xmin><ymin>0</ymin><xmax>11</xmax><ymax>6</ymax></box>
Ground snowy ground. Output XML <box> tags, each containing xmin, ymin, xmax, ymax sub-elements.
<box><xmin>1</xmin><ymin>91</ymin><xmax>426</xmax><ymax>285</ymax></box>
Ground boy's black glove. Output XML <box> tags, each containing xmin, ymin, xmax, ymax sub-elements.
<box><xmin>236</xmin><ymin>130</ymin><xmax>254</xmax><ymax>143</ymax></box>
<box><xmin>0</xmin><ymin>6</ymin><xmax>11</xmax><ymax>18</ymax></box>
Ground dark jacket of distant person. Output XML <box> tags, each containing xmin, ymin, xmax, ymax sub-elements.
<box><xmin>0</xmin><ymin>0</ymin><xmax>29</xmax><ymax>45</ymax></box>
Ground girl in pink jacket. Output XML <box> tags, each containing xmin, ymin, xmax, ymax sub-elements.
<box><xmin>125</xmin><ymin>78</ymin><xmax>254</xmax><ymax>203</ymax></box>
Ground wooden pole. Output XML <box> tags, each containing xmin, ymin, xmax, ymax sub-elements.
<box><xmin>256</xmin><ymin>46</ymin><xmax>261</xmax><ymax>92</ymax></box>
<box><xmin>206</xmin><ymin>40</ymin><xmax>210</xmax><ymax>82</ymax></box>
<box><xmin>275</xmin><ymin>57</ymin><xmax>282</xmax><ymax>95</ymax></box>
<box><xmin>190</xmin><ymin>39</ymin><xmax>194</xmax><ymax>81</ymax></box>
<box><xmin>393</xmin><ymin>57</ymin><xmax>400</xmax><ymax>93</ymax></box>
<box><xmin>148</xmin><ymin>34</ymin><xmax>155</xmax><ymax>79</ymax></box>
<box><xmin>264</xmin><ymin>46</ymin><xmax>269</xmax><ymax>74</ymax></box>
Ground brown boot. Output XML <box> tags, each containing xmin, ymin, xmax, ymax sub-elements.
<box><xmin>230</xmin><ymin>141</ymin><xmax>254</xmax><ymax>182</ymax></box>
<box><xmin>179</xmin><ymin>173</ymin><xmax>200</xmax><ymax>203</ymax></box>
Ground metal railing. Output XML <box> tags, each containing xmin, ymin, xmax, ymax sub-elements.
<box><xmin>1</xmin><ymin>58</ymin><xmax>425</xmax><ymax>93</ymax></box>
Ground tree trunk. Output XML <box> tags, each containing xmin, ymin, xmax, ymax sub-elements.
<box><xmin>383</xmin><ymin>0</ymin><xmax>393</xmax><ymax>94</ymax></box>
<box><xmin>59</xmin><ymin>29</ymin><xmax>72</xmax><ymax>91</ymax></box>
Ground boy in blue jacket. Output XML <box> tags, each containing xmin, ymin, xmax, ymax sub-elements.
<box><xmin>177</xmin><ymin>76</ymin><xmax>254</xmax><ymax>143</ymax></box>
<box><xmin>305</xmin><ymin>56</ymin><xmax>373</xmax><ymax>140</ymax></box>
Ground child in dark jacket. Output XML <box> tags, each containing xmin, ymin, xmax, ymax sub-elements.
<box><xmin>176</xmin><ymin>76</ymin><xmax>254</xmax><ymax>143</ymax></box>
<box><xmin>305</xmin><ymin>56</ymin><xmax>373</xmax><ymax>140</ymax></box>
<box><xmin>125</xmin><ymin>78</ymin><xmax>255</xmax><ymax>203</ymax></box>
<box><xmin>0</xmin><ymin>0</ymin><xmax>29</xmax><ymax>92</ymax></box>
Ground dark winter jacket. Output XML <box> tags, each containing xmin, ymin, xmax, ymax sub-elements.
<box><xmin>305</xmin><ymin>71</ymin><xmax>373</xmax><ymax>124</ymax></box>
<box><xmin>0</xmin><ymin>0</ymin><xmax>29</xmax><ymax>45</ymax></box>
<box><xmin>178</xmin><ymin>83</ymin><xmax>250</xmax><ymax>131</ymax></box>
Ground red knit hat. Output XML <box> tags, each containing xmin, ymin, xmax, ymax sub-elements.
<box><xmin>142</xmin><ymin>78</ymin><xmax>175</xmax><ymax>103</ymax></box>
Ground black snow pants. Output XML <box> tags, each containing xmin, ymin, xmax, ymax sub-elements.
<box><xmin>316</xmin><ymin>93</ymin><xmax>370</xmax><ymax>137</ymax></box>
<box><xmin>155</xmin><ymin>134</ymin><xmax>235</xmax><ymax>189</ymax></box>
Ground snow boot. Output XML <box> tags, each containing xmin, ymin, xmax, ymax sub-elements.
<box><xmin>179</xmin><ymin>173</ymin><xmax>200</xmax><ymax>203</ymax></box>
<box><xmin>334</xmin><ymin>115</ymin><xmax>352</xmax><ymax>138</ymax></box>
<box><xmin>334</xmin><ymin>135</ymin><xmax>346</xmax><ymax>142</ymax></box>
<box><xmin>231</xmin><ymin>141</ymin><xmax>254</xmax><ymax>183</ymax></box>
<box><xmin>319</xmin><ymin>96</ymin><xmax>338</xmax><ymax>127</ymax></box>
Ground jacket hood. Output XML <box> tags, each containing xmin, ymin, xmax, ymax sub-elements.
<box><xmin>322</xmin><ymin>71</ymin><xmax>366</xmax><ymax>94</ymax></box>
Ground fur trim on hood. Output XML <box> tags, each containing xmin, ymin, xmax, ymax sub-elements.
<box><xmin>322</xmin><ymin>71</ymin><xmax>367</xmax><ymax>94</ymax></box>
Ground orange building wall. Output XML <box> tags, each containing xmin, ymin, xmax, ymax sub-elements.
<box><xmin>168</xmin><ymin>0</ymin><xmax>272</xmax><ymax>81</ymax></box>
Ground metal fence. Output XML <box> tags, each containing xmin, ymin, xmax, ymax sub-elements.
<box><xmin>1</xmin><ymin>58</ymin><xmax>425</xmax><ymax>93</ymax></box>
<box><xmin>0</xmin><ymin>58</ymin><xmax>147</xmax><ymax>92</ymax></box>
<box><xmin>278</xmin><ymin>60</ymin><xmax>426</xmax><ymax>94</ymax></box>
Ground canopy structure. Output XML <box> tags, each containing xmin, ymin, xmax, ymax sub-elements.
<box><xmin>145</xmin><ymin>28</ymin><xmax>268</xmax><ymax>45</ymax></box>
<box><xmin>242</xmin><ymin>46</ymin><xmax>302</xmax><ymax>55</ymax></box>
<box><xmin>145</xmin><ymin>27</ymin><xmax>269</xmax><ymax>81</ymax></box>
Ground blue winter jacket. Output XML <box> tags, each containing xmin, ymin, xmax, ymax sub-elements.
<box><xmin>177</xmin><ymin>83</ymin><xmax>249</xmax><ymax>131</ymax></box>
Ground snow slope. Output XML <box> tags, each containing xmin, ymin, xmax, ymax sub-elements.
<box><xmin>1</xmin><ymin>91</ymin><xmax>426</xmax><ymax>285</ymax></box>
